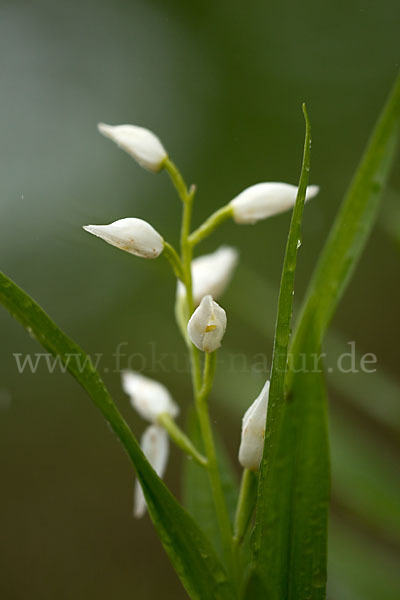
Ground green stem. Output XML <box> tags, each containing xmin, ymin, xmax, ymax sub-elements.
<box><xmin>188</xmin><ymin>204</ymin><xmax>233</xmax><ymax>247</ymax></box>
<box><xmin>195</xmin><ymin>352</ymin><xmax>234</xmax><ymax>573</ymax></box>
<box><xmin>157</xmin><ymin>413</ymin><xmax>208</xmax><ymax>467</ymax></box>
<box><xmin>181</xmin><ymin>191</ymin><xmax>195</xmax><ymax>310</ymax></box>
<box><xmin>181</xmin><ymin>192</ymin><xmax>203</xmax><ymax>394</ymax></box>
<box><xmin>166</xmin><ymin>159</ymin><xmax>234</xmax><ymax>576</ymax></box>
<box><xmin>233</xmin><ymin>468</ymin><xmax>258</xmax><ymax>545</ymax></box>
<box><xmin>165</xmin><ymin>158</ymin><xmax>202</xmax><ymax>393</ymax></box>
<box><xmin>164</xmin><ymin>158</ymin><xmax>189</xmax><ymax>204</ymax></box>
<box><xmin>163</xmin><ymin>241</ymin><xmax>185</xmax><ymax>281</ymax></box>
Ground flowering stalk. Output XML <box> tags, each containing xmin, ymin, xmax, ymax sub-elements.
<box><xmin>188</xmin><ymin>205</ymin><xmax>234</xmax><ymax>247</ymax></box>
<box><xmin>165</xmin><ymin>158</ymin><xmax>234</xmax><ymax>574</ymax></box>
<box><xmin>164</xmin><ymin>158</ymin><xmax>200</xmax><ymax>390</ymax></box>
<box><xmin>195</xmin><ymin>352</ymin><xmax>235</xmax><ymax>573</ymax></box>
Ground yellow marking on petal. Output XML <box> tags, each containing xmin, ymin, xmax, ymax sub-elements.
<box><xmin>205</xmin><ymin>324</ymin><xmax>217</xmax><ymax>332</ymax></box>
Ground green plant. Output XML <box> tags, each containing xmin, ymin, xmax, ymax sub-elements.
<box><xmin>1</xmin><ymin>73</ymin><xmax>399</xmax><ymax>599</ymax></box>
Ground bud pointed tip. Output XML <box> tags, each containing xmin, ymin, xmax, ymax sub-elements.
<box><xmin>97</xmin><ymin>122</ymin><xmax>112</xmax><ymax>135</ymax></box>
<box><xmin>83</xmin><ymin>224</ymin><xmax>95</xmax><ymax>234</ymax></box>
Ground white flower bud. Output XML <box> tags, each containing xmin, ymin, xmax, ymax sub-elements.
<box><xmin>230</xmin><ymin>182</ymin><xmax>320</xmax><ymax>224</ymax></box>
<box><xmin>177</xmin><ymin>246</ymin><xmax>239</xmax><ymax>305</ymax></box>
<box><xmin>83</xmin><ymin>217</ymin><xmax>164</xmax><ymax>259</ymax></box>
<box><xmin>134</xmin><ymin>425</ymin><xmax>169</xmax><ymax>518</ymax></box>
<box><xmin>238</xmin><ymin>381</ymin><xmax>270</xmax><ymax>470</ymax></box>
<box><xmin>122</xmin><ymin>371</ymin><xmax>179</xmax><ymax>423</ymax></box>
<box><xmin>98</xmin><ymin>123</ymin><xmax>168</xmax><ymax>172</ymax></box>
<box><xmin>187</xmin><ymin>295</ymin><xmax>227</xmax><ymax>352</ymax></box>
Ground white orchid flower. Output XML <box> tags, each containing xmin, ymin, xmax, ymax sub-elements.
<box><xmin>178</xmin><ymin>245</ymin><xmax>239</xmax><ymax>305</ymax></box>
<box><xmin>122</xmin><ymin>371</ymin><xmax>179</xmax><ymax>423</ymax></box>
<box><xmin>98</xmin><ymin>123</ymin><xmax>167</xmax><ymax>172</ymax></box>
<box><xmin>238</xmin><ymin>381</ymin><xmax>270</xmax><ymax>470</ymax></box>
<box><xmin>134</xmin><ymin>425</ymin><xmax>169</xmax><ymax>518</ymax></box>
<box><xmin>83</xmin><ymin>217</ymin><xmax>164</xmax><ymax>259</ymax></box>
<box><xmin>187</xmin><ymin>295</ymin><xmax>227</xmax><ymax>352</ymax></box>
<box><xmin>230</xmin><ymin>182</ymin><xmax>320</xmax><ymax>224</ymax></box>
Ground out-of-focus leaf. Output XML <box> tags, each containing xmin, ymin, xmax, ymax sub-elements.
<box><xmin>0</xmin><ymin>271</ymin><xmax>235</xmax><ymax>600</ymax></box>
<box><xmin>292</xmin><ymin>73</ymin><xmax>400</xmax><ymax>352</ymax></box>
<box><xmin>330</xmin><ymin>411</ymin><xmax>400</xmax><ymax>544</ymax></box>
<box><xmin>328</xmin><ymin>516</ymin><xmax>400</xmax><ymax>600</ymax></box>
<box><xmin>182</xmin><ymin>407</ymin><xmax>239</xmax><ymax>558</ymax></box>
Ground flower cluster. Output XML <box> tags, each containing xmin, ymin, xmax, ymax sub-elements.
<box><xmin>84</xmin><ymin>122</ymin><xmax>319</xmax><ymax>517</ymax></box>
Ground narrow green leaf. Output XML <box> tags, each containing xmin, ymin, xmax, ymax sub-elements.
<box><xmin>249</xmin><ymin>105</ymin><xmax>327</xmax><ymax>599</ymax></box>
<box><xmin>0</xmin><ymin>271</ymin><xmax>235</xmax><ymax>600</ymax></box>
<box><xmin>182</xmin><ymin>408</ymin><xmax>239</xmax><ymax>557</ymax></box>
<box><xmin>245</xmin><ymin>365</ymin><xmax>329</xmax><ymax>600</ymax></box>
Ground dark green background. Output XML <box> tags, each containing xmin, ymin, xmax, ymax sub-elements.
<box><xmin>0</xmin><ymin>1</ymin><xmax>399</xmax><ymax>598</ymax></box>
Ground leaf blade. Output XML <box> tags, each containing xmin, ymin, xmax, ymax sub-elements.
<box><xmin>250</xmin><ymin>105</ymin><xmax>327</xmax><ymax>599</ymax></box>
<box><xmin>0</xmin><ymin>270</ymin><xmax>235</xmax><ymax>600</ymax></box>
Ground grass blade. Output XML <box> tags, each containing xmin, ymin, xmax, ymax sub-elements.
<box><xmin>0</xmin><ymin>270</ymin><xmax>235</xmax><ymax>600</ymax></box>
<box><xmin>248</xmin><ymin>104</ymin><xmax>329</xmax><ymax>599</ymax></box>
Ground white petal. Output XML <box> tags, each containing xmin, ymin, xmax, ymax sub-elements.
<box><xmin>230</xmin><ymin>182</ymin><xmax>319</xmax><ymax>224</ymax></box>
<box><xmin>177</xmin><ymin>246</ymin><xmax>239</xmax><ymax>305</ymax></box>
<box><xmin>83</xmin><ymin>217</ymin><xmax>164</xmax><ymax>259</ymax></box>
<box><xmin>122</xmin><ymin>370</ymin><xmax>179</xmax><ymax>422</ymax></box>
<box><xmin>187</xmin><ymin>295</ymin><xmax>227</xmax><ymax>352</ymax></box>
<box><xmin>238</xmin><ymin>381</ymin><xmax>270</xmax><ymax>470</ymax></box>
<box><xmin>134</xmin><ymin>425</ymin><xmax>169</xmax><ymax>518</ymax></box>
<box><xmin>98</xmin><ymin>123</ymin><xmax>167</xmax><ymax>172</ymax></box>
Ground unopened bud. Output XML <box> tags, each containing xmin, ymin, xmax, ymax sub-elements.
<box><xmin>238</xmin><ymin>381</ymin><xmax>269</xmax><ymax>470</ymax></box>
<box><xmin>187</xmin><ymin>295</ymin><xmax>227</xmax><ymax>352</ymax></box>
<box><xmin>178</xmin><ymin>246</ymin><xmax>239</xmax><ymax>305</ymax></box>
<box><xmin>134</xmin><ymin>425</ymin><xmax>169</xmax><ymax>518</ymax></box>
<box><xmin>98</xmin><ymin>123</ymin><xmax>168</xmax><ymax>172</ymax></box>
<box><xmin>122</xmin><ymin>371</ymin><xmax>179</xmax><ymax>423</ymax></box>
<box><xmin>230</xmin><ymin>182</ymin><xmax>319</xmax><ymax>224</ymax></box>
<box><xmin>83</xmin><ymin>217</ymin><xmax>164</xmax><ymax>259</ymax></box>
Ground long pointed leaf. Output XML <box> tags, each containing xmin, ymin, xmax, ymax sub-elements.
<box><xmin>249</xmin><ymin>105</ymin><xmax>326</xmax><ymax>599</ymax></box>
<box><xmin>0</xmin><ymin>270</ymin><xmax>235</xmax><ymax>600</ymax></box>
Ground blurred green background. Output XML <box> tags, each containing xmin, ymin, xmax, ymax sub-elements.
<box><xmin>0</xmin><ymin>0</ymin><xmax>399</xmax><ymax>598</ymax></box>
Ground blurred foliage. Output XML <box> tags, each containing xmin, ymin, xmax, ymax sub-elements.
<box><xmin>0</xmin><ymin>0</ymin><xmax>399</xmax><ymax>598</ymax></box>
